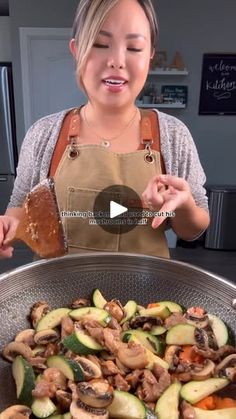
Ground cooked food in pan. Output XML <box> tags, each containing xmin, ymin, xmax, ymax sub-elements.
<box><xmin>1</xmin><ymin>289</ymin><xmax>236</xmax><ymax>418</ymax></box>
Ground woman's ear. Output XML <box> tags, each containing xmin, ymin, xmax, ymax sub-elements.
<box><xmin>69</xmin><ymin>38</ymin><xmax>77</xmax><ymax>59</ymax></box>
<box><xmin>150</xmin><ymin>48</ymin><xmax>155</xmax><ymax>60</ymax></box>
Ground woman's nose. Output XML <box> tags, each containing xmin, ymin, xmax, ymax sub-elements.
<box><xmin>107</xmin><ymin>48</ymin><xmax>126</xmax><ymax>69</ymax></box>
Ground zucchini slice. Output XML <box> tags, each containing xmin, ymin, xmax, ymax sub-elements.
<box><xmin>139</xmin><ymin>306</ymin><xmax>171</xmax><ymax>320</ymax></box>
<box><xmin>36</xmin><ymin>308</ymin><xmax>71</xmax><ymax>332</ymax></box>
<box><xmin>208</xmin><ymin>313</ymin><xmax>228</xmax><ymax>348</ymax></box>
<box><xmin>120</xmin><ymin>300</ymin><xmax>137</xmax><ymax>325</ymax></box>
<box><xmin>69</xmin><ymin>307</ymin><xmax>111</xmax><ymax>326</ymax></box>
<box><xmin>63</xmin><ymin>330</ymin><xmax>103</xmax><ymax>354</ymax></box>
<box><xmin>166</xmin><ymin>324</ymin><xmax>196</xmax><ymax>345</ymax></box>
<box><xmin>150</xmin><ymin>326</ymin><xmax>167</xmax><ymax>336</ymax></box>
<box><xmin>122</xmin><ymin>330</ymin><xmax>165</xmax><ymax>356</ymax></box>
<box><xmin>180</xmin><ymin>378</ymin><xmax>229</xmax><ymax>404</ymax></box>
<box><xmin>153</xmin><ymin>301</ymin><xmax>183</xmax><ymax>314</ymax></box>
<box><xmin>193</xmin><ymin>407</ymin><xmax>236</xmax><ymax>419</ymax></box>
<box><xmin>47</xmin><ymin>355</ymin><xmax>84</xmax><ymax>381</ymax></box>
<box><xmin>31</xmin><ymin>397</ymin><xmax>57</xmax><ymax>418</ymax></box>
<box><xmin>92</xmin><ymin>288</ymin><xmax>107</xmax><ymax>308</ymax></box>
<box><xmin>107</xmin><ymin>390</ymin><xmax>146</xmax><ymax>418</ymax></box>
<box><xmin>12</xmin><ymin>355</ymin><xmax>35</xmax><ymax>406</ymax></box>
<box><xmin>155</xmin><ymin>382</ymin><xmax>182</xmax><ymax>419</ymax></box>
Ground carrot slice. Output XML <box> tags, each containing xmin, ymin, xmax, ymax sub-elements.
<box><xmin>193</xmin><ymin>396</ymin><xmax>216</xmax><ymax>410</ymax></box>
<box><xmin>194</xmin><ymin>395</ymin><xmax>236</xmax><ymax>410</ymax></box>
<box><xmin>215</xmin><ymin>397</ymin><xmax>236</xmax><ymax>409</ymax></box>
<box><xmin>179</xmin><ymin>345</ymin><xmax>204</xmax><ymax>364</ymax></box>
<box><xmin>147</xmin><ymin>303</ymin><xmax>160</xmax><ymax>308</ymax></box>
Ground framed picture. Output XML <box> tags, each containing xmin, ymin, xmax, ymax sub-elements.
<box><xmin>199</xmin><ymin>53</ymin><xmax>236</xmax><ymax>115</ymax></box>
<box><xmin>155</xmin><ymin>51</ymin><xmax>167</xmax><ymax>69</ymax></box>
<box><xmin>161</xmin><ymin>85</ymin><xmax>188</xmax><ymax>105</ymax></box>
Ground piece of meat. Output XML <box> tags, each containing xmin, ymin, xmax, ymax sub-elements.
<box><xmin>136</xmin><ymin>365</ymin><xmax>171</xmax><ymax>403</ymax></box>
<box><xmin>164</xmin><ymin>313</ymin><xmax>187</xmax><ymax>329</ymax></box>
<box><xmin>61</xmin><ymin>315</ymin><xmax>74</xmax><ymax>339</ymax></box>
<box><xmin>32</xmin><ymin>378</ymin><xmax>56</xmax><ymax>398</ymax></box>
<box><xmin>152</xmin><ymin>363</ymin><xmax>171</xmax><ymax>389</ymax></box>
<box><xmin>44</xmin><ymin>343</ymin><xmax>59</xmax><ymax>358</ymax></box>
<box><xmin>115</xmin><ymin>357</ymin><xmax>130</xmax><ymax>375</ymax></box>
<box><xmin>181</xmin><ymin>401</ymin><xmax>196</xmax><ymax>419</ymax></box>
<box><xmin>43</xmin><ymin>367</ymin><xmax>67</xmax><ymax>390</ymax></box>
<box><xmin>126</xmin><ymin>369</ymin><xmax>144</xmax><ymax>389</ymax></box>
<box><xmin>84</xmin><ymin>325</ymin><xmax>105</xmax><ymax>347</ymax></box>
<box><xmin>113</xmin><ymin>373</ymin><xmax>130</xmax><ymax>392</ymax></box>
<box><xmin>103</xmin><ymin>327</ymin><xmax>123</xmax><ymax>354</ymax></box>
<box><xmin>193</xmin><ymin>345</ymin><xmax>235</xmax><ymax>361</ymax></box>
<box><xmin>108</xmin><ymin>317</ymin><xmax>122</xmax><ymax>331</ymax></box>
<box><xmin>100</xmin><ymin>359</ymin><xmax>121</xmax><ymax>376</ymax></box>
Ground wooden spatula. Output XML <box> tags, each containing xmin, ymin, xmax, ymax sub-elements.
<box><xmin>5</xmin><ymin>178</ymin><xmax>68</xmax><ymax>258</ymax></box>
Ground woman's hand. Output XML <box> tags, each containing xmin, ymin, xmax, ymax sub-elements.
<box><xmin>142</xmin><ymin>174</ymin><xmax>192</xmax><ymax>229</ymax></box>
<box><xmin>0</xmin><ymin>215</ymin><xmax>19</xmax><ymax>258</ymax></box>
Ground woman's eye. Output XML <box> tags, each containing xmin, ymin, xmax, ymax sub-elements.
<box><xmin>127</xmin><ymin>48</ymin><xmax>142</xmax><ymax>52</ymax></box>
<box><xmin>93</xmin><ymin>43</ymin><xmax>108</xmax><ymax>48</ymax></box>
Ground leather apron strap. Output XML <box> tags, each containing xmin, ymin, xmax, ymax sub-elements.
<box><xmin>49</xmin><ymin>107</ymin><xmax>165</xmax><ymax>176</ymax></box>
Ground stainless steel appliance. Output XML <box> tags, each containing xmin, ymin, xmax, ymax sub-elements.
<box><xmin>0</xmin><ymin>252</ymin><xmax>235</xmax><ymax>408</ymax></box>
<box><xmin>0</xmin><ymin>63</ymin><xmax>17</xmax><ymax>213</ymax></box>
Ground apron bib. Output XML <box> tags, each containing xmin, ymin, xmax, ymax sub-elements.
<box><xmin>51</xmin><ymin>108</ymin><xmax>170</xmax><ymax>258</ymax></box>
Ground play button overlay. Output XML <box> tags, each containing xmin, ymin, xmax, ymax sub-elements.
<box><xmin>93</xmin><ymin>185</ymin><xmax>144</xmax><ymax>234</ymax></box>
<box><xmin>110</xmin><ymin>201</ymin><xmax>128</xmax><ymax>218</ymax></box>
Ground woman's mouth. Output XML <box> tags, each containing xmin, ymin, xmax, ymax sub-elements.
<box><xmin>102</xmin><ymin>78</ymin><xmax>128</xmax><ymax>93</ymax></box>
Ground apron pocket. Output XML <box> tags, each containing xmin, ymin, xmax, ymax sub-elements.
<box><xmin>66</xmin><ymin>187</ymin><xmax>120</xmax><ymax>251</ymax></box>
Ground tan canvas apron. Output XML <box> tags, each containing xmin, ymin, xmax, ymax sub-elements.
<box><xmin>51</xmin><ymin>108</ymin><xmax>170</xmax><ymax>258</ymax></box>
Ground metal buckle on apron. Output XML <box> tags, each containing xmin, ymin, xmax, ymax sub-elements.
<box><xmin>143</xmin><ymin>139</ymin><xmax>154</xmax><ymax>164</ymax></box>
<box><xmin>68</xmin><ymin>136</ymin><xmax>80</xmax><ymax>160</ymax></box>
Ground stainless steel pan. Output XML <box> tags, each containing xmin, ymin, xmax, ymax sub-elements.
<box><xmin>0</xmin><ymin>252</ymin><xmax>236</xmax><ymax>409</ymax></box>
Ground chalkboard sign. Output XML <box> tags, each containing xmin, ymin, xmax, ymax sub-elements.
<box><xmin>199</xmin><ymin>53</ymin><xmax>236</xmax><ymax>115</ymax></box>
<box><xmin>161</xmin><ymin>85</ymin><xmax>188</xmax><ymax>105</ymax></box>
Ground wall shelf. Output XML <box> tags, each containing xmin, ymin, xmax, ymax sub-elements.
<box><xmin>138</xmin><ymin>103</ymin><xmax>186</xmax><ymax>109</ymax></box>
<box><xmin>149</xmin><ymin>69</ymin><xmax>188</xmax><ymax>75</ymax></box>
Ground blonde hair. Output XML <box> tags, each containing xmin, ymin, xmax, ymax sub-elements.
<box><xmin>72</xmin><ymin>0</ymin><xmax>158</xmax><ymax>87</ymax></box>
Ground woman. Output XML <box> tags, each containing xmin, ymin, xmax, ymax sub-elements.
<box><xmin>0</xmin><ymin>0</ymin><xmax>209</xmax><ymax>259</ymax></box>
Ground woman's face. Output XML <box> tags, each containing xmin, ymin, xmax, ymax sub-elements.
<box><xmin>74</xmin><ymin>0</ymin><xmax>154</xmax><ymax>110</ymax></box>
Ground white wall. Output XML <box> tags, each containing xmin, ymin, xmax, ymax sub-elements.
<box><xmin>8</xmin><ymin>0</ymin><xmax>236</xmax><ymax>186</ymax></box>
<box><xmin>0</xmin><ymin>16</ymin><xmax>12</xmax><ymax>61</ymax></box>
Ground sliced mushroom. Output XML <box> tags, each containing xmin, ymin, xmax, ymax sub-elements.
<box><xmin>104</xmin><ymin>299</ymin><xmax>124</xmax><ymax>322</ymax></box>
<box><xmin>75</xmin><ymin>356</ymin><xmax>102</xmax><ymax>380</ymax></box>
<box><xmin>70</xmin><ymin>400</ymin><xmax>109</xmax><ymax>419</ymax></box>
<box><xmin>2</xmin><ymin>341</ymin><xmax>33</xmax><ymax>362</ymax></box>
<box><xmin>30</xmin><ymin>301</ymin><xmax>50</xmax><ymax>328</ymax></box>
<box><xmin>0</xmin><ymin>405</ymin><xmax>31</xmax><ymax>419</ymax></box>
<box><xmin>191</xmin><ymin>360</ymin><xmax>215</xmax><ymax>380</ymax></box>
<box><xmin>77</xmin><ymin>379</ymin><xmax>114</xmax><ymax>408</ymax></box>
<box><xmin>185</xmin><ymin>306</ymin><xmax>209</xmax><ymax>329</ymax></box>
<box><xmin>194</xmin><ymin>328</ymin><xmax>216</xmax><ymax>349</ymax></box>
<box><xmin>56</xmin><ymin>389</ymin><xmax>72</xmax><ymax>411</ymax></box>
<box><xmin>28</xmin><ymin>355</ymin><xmax>47</xmax><ymax>370</ymax></box>
<box><xmin>215</xmin><ymin>354</ymin><xmax>236</xmax><ymax>381</ymax></box>
<box><xmin>130</xmin><ymin>316</ymin><xmax>162</xmax><ymax>329</ymax></box>
<box><xmin>117</xmin><ymin>341</ymin><xmax>148</xmax><ymax>370</ymax></box>
<box><xmin>164</xmin><ymin>345</ymin><xmax>181</xmax><ymax>370</ymax></box>
<box><xmin>70</xmin><ymin>297</ymin><xmax>90</xmax><ymax>308</ymax></box>
<box><xmin>34</xmin><ymin>329</ymin><xmax>59</xmax><ymax>345</ymax></box>
<box><xmin>15</xmin><ymin>328</ymin><xmax>36</xmax><ymax>347</ymax></box>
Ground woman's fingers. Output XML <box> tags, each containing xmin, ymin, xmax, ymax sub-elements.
<box><xmin>157</xmin><ymin>174</ymin><xmax>189</xmax><ymax>192</ymax></box>
<box><xmin>0</xmin><ymin>246</ymin><xmax>14</xmax><ymax>259</ymax></box>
